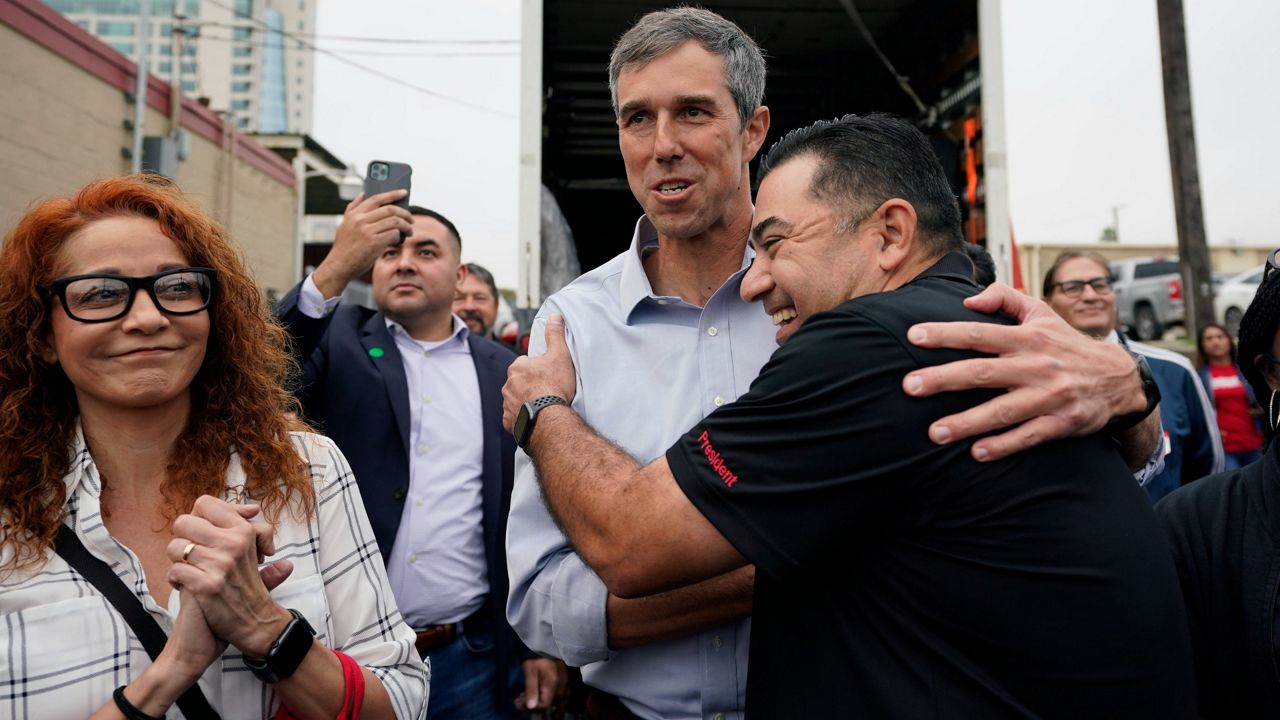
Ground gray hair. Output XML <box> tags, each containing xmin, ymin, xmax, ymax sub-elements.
<box><xmin>608</xmin><ymin>7</ymin><xmax>766</xmax><ymax>126</ymax></box>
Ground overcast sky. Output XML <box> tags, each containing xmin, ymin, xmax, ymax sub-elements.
<box><xmin>313</xmin><ymin>0</ymin><xmax>1280</xmax><ymax>290</ymax></box>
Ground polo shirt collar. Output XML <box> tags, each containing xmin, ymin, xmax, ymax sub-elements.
<box><xmin>618</xmin><ymin>214</ymin><xmax>756</xmax><ymax>321</ymax></box>
<box><xmin>909</xmin><ymin>250</ymin><xmax>983</xmax><ymax>287</ymax></box>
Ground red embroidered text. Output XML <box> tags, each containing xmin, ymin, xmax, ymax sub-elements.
<box><xmin>698</xmin><ymin>430</ymin><xmax>739</xmax><ymax>488</ymax></box>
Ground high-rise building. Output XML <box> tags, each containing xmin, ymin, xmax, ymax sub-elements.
<box><xmin>44</xmin><ymin>0</ymin><xmax>315</xmax><ymax>133</ymax></box>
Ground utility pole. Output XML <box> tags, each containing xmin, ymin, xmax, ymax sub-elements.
<box><xmin>170</xmin><ymin>9</ymin><xmax>186</xmax><ymax>137</ymax></box>
<box><xmin>1111</xmin><ymin>205</ymin><xmax>1123</xmax><ymax>243</ymax></box>
<box><xmin>1156</xmin><ymin>0</ymin><xmax>1214</xmax><ymax>337</ymax></box>
<box><xmin>130</xmin><ymin>0</ymin><xmax>150</xmax><ymax>173</ymax></box>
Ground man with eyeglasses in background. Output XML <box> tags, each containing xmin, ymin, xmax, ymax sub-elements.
<box><xmin>1044</xmin><ymin>251</ymin><xmax>1222</xmax><ymax>501</ymax></box>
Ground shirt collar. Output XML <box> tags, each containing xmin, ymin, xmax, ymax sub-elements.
<box><xmin>63</xmin><ymin>420</ymin><xmax>98</xmax><ymax>501</ymax></box>
<box><xmin>384</xmin><ymin>315</ymin><xmax>471</xmax><ymax>350</ymax></box>
<box><xmin>617</xmin><ymin>214</ymin><xmax>757</xmax><ymax>321</ymax></box>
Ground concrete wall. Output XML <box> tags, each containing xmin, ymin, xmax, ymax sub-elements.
<box><xmin>0</xmin><ymin>0</ymin><xmax>298</xmax><ymax>296</ymax></box>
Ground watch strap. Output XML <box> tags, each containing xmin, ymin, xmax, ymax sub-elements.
<box><xmin>516</xmin><ymin>395</ymin><xmax>568</xmax><ymax>450</ymax></box>
<box><xmin>243</xmin><ymin>609</ymin><xmax>316</xmax><ymax>684</ymax></box>
<box><xmin>1105</xmin><ymin>351</ymin><xmax>1161</xmax><ymax>433</ymax></box>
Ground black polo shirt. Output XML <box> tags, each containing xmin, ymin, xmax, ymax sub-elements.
<box><xmin>666</xmin><ymin>252</ymin><xmax>1196</xmax><ymax>718</ymax></box>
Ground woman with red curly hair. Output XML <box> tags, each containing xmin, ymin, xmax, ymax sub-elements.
<box><xmin>0</xmin><ymin>176</ymin><xmax>427</xmax><ymax>719</ymax></box>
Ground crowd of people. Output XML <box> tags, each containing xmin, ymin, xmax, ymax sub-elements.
<box><xmin>0</xmin><ymin>6</ymin><xmax>1272</xmax><ymax>720</ymax></box>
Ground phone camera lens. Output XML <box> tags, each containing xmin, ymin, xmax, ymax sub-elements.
<box><xmin>371</xmin><ymin>163</ymin><xmax>389</xmax><ymax>181</ymax></box>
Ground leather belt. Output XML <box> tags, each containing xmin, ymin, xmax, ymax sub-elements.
<box><xmin>413</xmin><ymin>604</ymin><xmax>487</xmax><ymax>655</ymax></box>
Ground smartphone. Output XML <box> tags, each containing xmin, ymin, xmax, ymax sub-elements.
<box><xmin>364</xmin><ymin>160</ymin><xmax>412</xmax><ymax>243</ymax></box>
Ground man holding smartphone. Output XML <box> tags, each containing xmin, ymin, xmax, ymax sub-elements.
<box><xmin>505</xmin><ymin>7</ymin><xmax>1162</xmax><ymax>719</ymax></box>
<box><xmin>277</xmin><ymin>192</ymin><xmax>568</xmax><ymax>719</ymax></box>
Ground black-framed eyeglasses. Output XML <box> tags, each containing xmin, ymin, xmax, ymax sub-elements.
<box><xmin>1049</xmin><ymin>276</ymin><xmax>1114</xmax><ymax>298</ymax></box>
<box><xmin>49</xmin><ymin>267</ymin><xmax>217</xmax><ymax>323</ymax></box>
<box><xmin>1263</xmin><ymin>248</ymin><xmax>1280</xmax><ymax>285</ymax></box>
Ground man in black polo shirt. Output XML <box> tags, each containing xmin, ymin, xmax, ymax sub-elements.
<box><xmin>502</xmin><ymin>113</ymin><xmax>1195</xmax><ymax>717</ymax></box>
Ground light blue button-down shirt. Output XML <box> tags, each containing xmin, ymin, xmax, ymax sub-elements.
<box><xmin>505</xmin><ymin>217</ymin><xmax>778</xmax><ymax>720</ymax></box>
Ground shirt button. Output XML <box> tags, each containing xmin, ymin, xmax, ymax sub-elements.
<box><xmin>417</xmin><ymin>444</ymin><xmax>430</xmax><ymax>455</ymax></box>
<box><xmin>712</xmin><ymin>635</ymin><xmax>723</xmax><ymax>649</ymax></box>
<box><xmin>707</xmin><ymin>326</ymin><xmax>719</xmax><ymax>336</ymax></box>
<box><xmin>415</xmin><ymin>498</ymin><xmax>424</xmax><ymax>507</ymax></box>
<box><xmin>422</xmin><ymin>395</ymin><xmax>432</xmax><ymax>404</ymax></box>
<box><xmin>714</xmin><ymin>396</ymin><xmax>725</xmax><ymax>407</ymax></box>
<box><xmin>393</xmin><ymin>487</ymin><xmax>406</xmax><ymax>500</ymax></box>
<box><xmin>408</xmin><ymin>553</ymin><xmax>417</xmax><ymax>563</ymax></box>
<box><xmin>657</xmin><ymin>299</ymin><xmax>668</xmax><ymax>305</ymax></box>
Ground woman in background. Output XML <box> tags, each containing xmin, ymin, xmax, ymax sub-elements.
<box><xmin>1196</xmin><ymin>322</ymin><xmax>1263</xmax><ymax>469</ymax></box>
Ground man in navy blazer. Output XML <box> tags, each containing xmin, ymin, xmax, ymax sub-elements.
<box><xmin>277</xmin><ymin>191</ymin><xmax>566</xmax><ymax>719</ymax></box>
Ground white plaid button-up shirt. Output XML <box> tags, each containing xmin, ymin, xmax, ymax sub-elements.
<box><xmin>0</xmin><ymin>429</ymin><xmax>429</xmax><ymax>719</ymax></box>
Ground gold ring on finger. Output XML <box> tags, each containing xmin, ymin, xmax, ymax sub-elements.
<box><xmin>181</xmin><ymin>542</ymin><xmax>197</xmax><ymax>563</ymax></box>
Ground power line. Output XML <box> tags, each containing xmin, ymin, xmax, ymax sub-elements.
<box><xmin>195</xmin><ymin>0</ymin><xmax>514</xmax><ymax>117</ymax></box>
<box><xmin>193</xmin><ymin>21</ymin><xmax>517</xmax><ymax>45</ymax></box>
<box><xmin>187</xmin><ymin>29</ymin><xmax>518</xmax><ymax>58</ymax></box>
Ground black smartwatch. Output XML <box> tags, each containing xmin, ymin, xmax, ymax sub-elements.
<box><xmin>243</xmin><ymin>609</ymin><xmax>316</xmax><ymax>684</ymax></box>
<box><xmin>1105</xmin><ymin>351</ymin><xmax>1161</xmax><ymax>432</ymax></box>
<box><xmin>514</xmin><ymin>395</ymin><xmax>568</xmax><ymax>450</ymax></box>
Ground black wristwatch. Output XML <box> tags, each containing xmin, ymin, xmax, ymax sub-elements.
<box><xmin>243</xmin><ymin>609</ymin><xmax>316</xmax><ymax>684</ymax></box>
<box><xmin>514</xmin><ymin>395</ymin><xmax>568</xmax><ymax>450</ymax></box>
<box><xmin>1105</xmin><ymin>352</ymin><xmax>1161</xmax><ymax>432</ymax></box>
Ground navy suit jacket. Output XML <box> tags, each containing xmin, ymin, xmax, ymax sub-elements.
<box><xmin>276</xmin><ymin>282</ymin><xmax>531</xmax><ymax>701</ymax></box>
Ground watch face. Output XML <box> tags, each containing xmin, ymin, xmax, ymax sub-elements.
<box><xmin>514</xmin><ymin>402</ymin><xmax>533</xmax><ymax>449</ymax></box>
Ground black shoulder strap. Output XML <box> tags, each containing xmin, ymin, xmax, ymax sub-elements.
<box><xmin>55</xmin><ymin>524</ymin><xmax>222</xmax><ymax>720</ymax></box>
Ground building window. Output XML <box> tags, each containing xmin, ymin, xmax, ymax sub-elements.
<box><xmin>234</xmin><ymin>0</ymin><xmax>253</xmax><ymax>18</ymax></box>
<box><xmin>157</xmin><ymin>61</ymin><xmax>172</xmax><ymax>74</ymax></box>
<box><xmin>157</xmin><ymin>44</ymin><xmax>172</xmax><ymax>55</ymax></box>
<box><xmin>232</xmin><ymin>26</ymin><xmax>252</xmax><ymax>41</ymax></box>
<box><xmin>106</xmin><ymin>40</ymin><xmax>134</xmax><ymax>55</ymax></box>
<box><xmin>232</xmin><ymin>63</ymin><xmax>253</xmax><ymax>75</ymax></box>
<box><xmin>157</xmin><ymin>23</ymin><xmax>172</xmax><ymax>36</ymax></box>
<box><xmin>297</xmin><ymin>20</ymin><xmax>303</xmax><ymax>30</ymax></box>
<box><xmin>237</xmin><ymin>117</ymin><xmax>250</xmax><ymax>129</ymax></box>
<box><xmin>233</xmin><ymin>45</ymin><xmax>252</xmax><ymax>57</ymax></box>
<box><xmin>182</xmin><ymin>80</ymin><xmax>197</xmax><ymax>93</ymax></box>
<box><xmin>181</xmin><ymin>62</ymin><xmax>197</xmax><ymax>74</ymax></box>
<box><xmin>183</xmin><ymin>44</ymin><xmax>196</xmax><ymax>56</ymax></box>
<box><xmin>96</xmin><ymin>21</ymin><xmax>135</xmax><ymax>36</ymax></box>
<box><xmin>76</xmin><ymin>20</ymin><xmax>89</xmax><ymax>30</ymax></box>
<box><xmin>232</xmin><ymin>81</ymin><xmax>252</xmax><ymax>93</ymax></box>
<box><xmin>231</xmin><ymin>99</ymin><xmax>251</xmax><ymax>111</ymax></box>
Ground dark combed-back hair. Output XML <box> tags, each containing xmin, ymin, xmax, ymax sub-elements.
<box><xmin>1196</xmin><ymin>322</ymin><xmax>1238</xmax><ymax>369</ymax></box>
<box><xmin>0</xmin><ymin>175</ymin><xmax>312</xmax><ymax>573</ymax></box>
<box><xmin>755</xmin><ymin>113</ymin><xmax>963</xmax><ymax>256</ymax></box>
<box><xmin>1041</xmin><ymin>251</ymin><xmax>1111</xmax><ymax>298</ymax></box>
<box><xmin>408</xmin><ymin>205</ymin><xmax>462</xmax><ymax>250</ymax></box>
<box><xmin>1237</xmin><ymin>271</ymin><xmax>1280</xmax><ymax>435</ymax></box>
<box><xmin>962</xmin><ymin>242</ymin><xmax>997</xmax><ymax>287</ymax></box>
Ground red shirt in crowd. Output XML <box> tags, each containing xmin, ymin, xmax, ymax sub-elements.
<box><xmin>1207</xmin><ymin>364</ymin><xmax>1263</xmax><ymax>453</ymax></box>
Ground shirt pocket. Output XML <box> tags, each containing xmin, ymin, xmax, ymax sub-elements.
<box><xmin>269</xmin><ymin>572</ymin><xmax>331</xmax><ymax>643</ymax></box>
<box><xmin>0</xmin><ymin>595</ymin><xmax>136</xmax><ymax>720</ymax></box>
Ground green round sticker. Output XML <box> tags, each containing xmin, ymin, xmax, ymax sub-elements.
<box><xmin>368</xmin><ymin>347</ymin><xmax>385</xmax><ymax>358</ymax></box>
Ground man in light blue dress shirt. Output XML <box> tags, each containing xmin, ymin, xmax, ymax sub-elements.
<box><xmin>505</xmin><ymin>8</ymin><xmax>1163</xmax><ymax>720</ymax></box>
